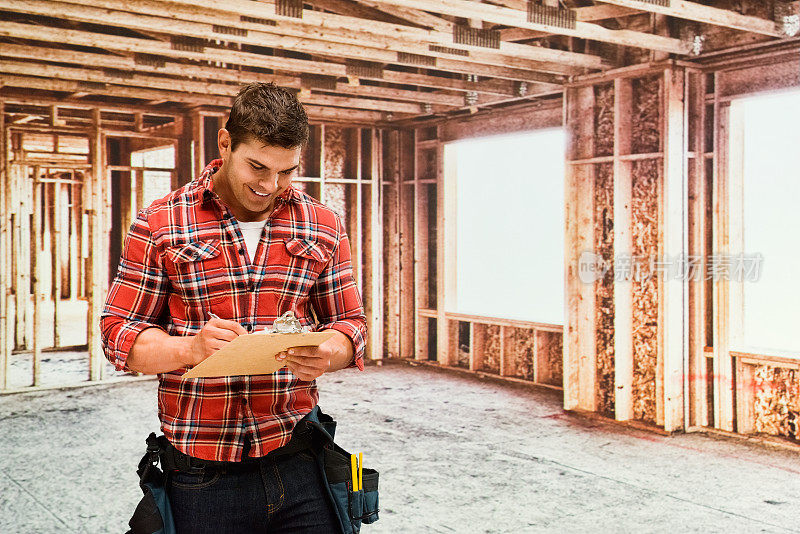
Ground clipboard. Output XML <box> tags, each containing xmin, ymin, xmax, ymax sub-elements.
<box><xmin>182</xmin><ymin>330</ymin><xmax>337</xmax><ymax>379</ymax></box>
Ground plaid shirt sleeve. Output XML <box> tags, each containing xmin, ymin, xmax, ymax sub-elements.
<box><xmin>100</xmin><ymin>209</ymin><xmax>169</xmax><ymax>371</ymax></box>
<box><xmin>311</xmin><ymin>216</ymin><xmax>367</xmax><ymax>371</ymax></box>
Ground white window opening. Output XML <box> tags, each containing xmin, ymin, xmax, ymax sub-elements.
<box><xmin>443</xmin><ymin>128</ymin><xmax>566</xmax><ymax>324</ymax></box>
<box><xmin>729</xmin><ymin>90</ymin><xmax>800</xmax><ymax>357</ymax></box>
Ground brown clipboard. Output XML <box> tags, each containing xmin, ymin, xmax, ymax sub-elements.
<box><xmin>182</xmin><ymin>330</ymin><xmax>337</xmax><ymax>379</ymax></box>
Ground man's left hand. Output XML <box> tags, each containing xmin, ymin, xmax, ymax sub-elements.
<box><xmin>276</xmin><ymin>329</ymin><xmax>354</xmax><ymax>381</ymax></box>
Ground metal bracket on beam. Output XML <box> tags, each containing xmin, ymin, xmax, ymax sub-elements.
<box><xmin>464</xmin><ymin>91</ymin><xmax>478</xmax><ymax>106</ymax></box>
<box><xmin>134</xmin><ymin>54</ymin><xmax>166</xmax><ymax>69</ymax></box>
<box><xmin>775</xmin><ymin>2</ymin><xmax>800</xmax><ymax>36</ymax></box>
<box><xmin>423</xmin><ymin>103</ymin><xmax>433</xmax><ymax>114</ymax></box>
<box><xmin>213</xmin><ymin>24</ymin><xmax>248</xmax><ymax>37</ymax></box>
<box><xmin>346</xmin><ymin>60</ymin><xmax>384</xmax><ymax>79</ymax></box>
<box><xmin>276</xmin><ymin>0</ymin><xmax>303</xmax><ymax>19</ymax></box>
<box><xmin>300</xmin><ymin>74</ymin><xmax>338</xmax><ymax>91</ymax></box>
<box><xmin>397</xmin><ymin>52</ymin><xmax>437</xmax><ymax>67</ymax></box>
<box><xmin>515</xmin><ymin>81</ymin><xmax>528</xmax><ymax>97</ymax></box>
<box><xmin>241</xmin><ymin>15</ymin><xmax>277</xmax><ymax>27</ymax></box>
<box><xmin>453</xmin><ymin>25</ymin><xmax>500</xmax><ymax>49</ymax></box>
<box><xmin>527</xmin><ymin>2</ymin><xmax>577</xmax><ymax>30</ymax></box>
<box><xmin>171</xmin><ymin>36</ymin><xmax>206</xmax><ymax>53</ymax></box>
<box><xmin>628</xmin><ymin>0</ymin><xmax>670</xmax><ymax>6</ymax></box>
<box><xmin>690</xmin><ymin>34</ymin><xmax>706</xmax><ymax>55</ymax></box>
<box><xmin>428</xmin><ymin>44</ymin><xmax>470</xmax><ymax>57</ymax></box>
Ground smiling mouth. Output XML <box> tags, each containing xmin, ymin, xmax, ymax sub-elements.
<box><xmin>248</xmin><ymin>185</ymin><xmax>271</xmax><ymax>198</ymax></box>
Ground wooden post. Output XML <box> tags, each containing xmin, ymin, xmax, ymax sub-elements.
<box><xmin>191</xmin><ymin>109</ymin><xmax>203</xmax><ymax>179</ymax></box>
<box><xmin>563</xmin><ymin>85</ymin><xmax>597</xmax><ymax>412</ymax></box>
<box><xmin>439</xmin><ymin>130</ymin><xmax>456</xmax><ymax>366</ymax></box>
<box><xmin>354</xmin><ymin>128</ymin><xmax>363</xmax><ymax>292</ymax></box>
<box><xmin>0</xmin><ymin>100</ymin><xmax>7</xmax><ymax>389</ymax></box>
<box><xmin>661</xmin><ymin>66</ymin><xmax>688</xmax><ymax>432</ymax></box>
<box><xmin>53</xmin><ymin>180</ymin><xmax>63</xmax><ymax>347</ymax></box>
<box><xmin>712</xmin><ymin>73</ymin><xmax>734</xmax><ymax>432</ymax></box>
<box><xmin>370</xmin><ymin>128</ymin><xmax>384</xmax><ymax>360</ymax></box>
<box><xmin>32</xmin><ymin>172</ymin><xmax>42</xmax><ymax>386</ymax></box>
<box><xmin>613</xmin><ymin>77</ymin><xmax>634</xmax><ymax>422</ymax></box>
<box><xmin>87</xmin><ymin>108</ymin><xmax>105</xmax><ymax>381</ymax></box>
<box><xmin>319</xmin><ymin>123</ymin><xmax>326</xmax><ymax>210</ymax></box>
<box><xmin>687</xmin><ymin>70</ymin><xmax>709</xmax><ymax>428</ymax></box>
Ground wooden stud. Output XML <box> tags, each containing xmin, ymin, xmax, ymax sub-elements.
<box><xmin>32</xmin><ymin>168</ymin><xmax>42</xmax><ymax>386</ymax></box>
<box><xmin>87</xmin><ymin>108</ymin><xmax>104</xmax><ymax>381</ymax></box>
<box><xmin>661</xmin><ymin>67</ymin><xmax>688</xmax><ymax>432</ymax></box>
<box><xmin>712</xmin><ymin>73</ymin><xmax>735</xmax><ymax>432</ymax></box>
<box><xmin>687</xmin><ymin>70</ymin><xmax>709</xmax><ymax>428</ymax></box>
<box><xmin>735</xmin><ymin>357</ymin><xmax>756</xmax><ymax>433</ymax></box>
<box><xmin>614</xmin><ymin>77</ymin><xmax>634</xmax><ymax>422</ymax></box>
<box><xmin>439</xmin><ymin>129</ymin><xmax>455</xmax><ymax>367</ymax></box>
<box><xmin>563</xmin><ymin>85</ymin><xmax>597</xmax><ymax>412</ymax></box>
<box><xmin>53</xmin><ymin>180</ymin><xmax>63</xmax><ymax>347</ymax></box>
<box><xmin>0</xmin><ymin>101</ymin><xmax>7</xmax><ymax>389</ymax></box>
<box><xmin>370</xmin><ymin>128</ymin><xmax>384</xmax><ymax>360</ymax></box>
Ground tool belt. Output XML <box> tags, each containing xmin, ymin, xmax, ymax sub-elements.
<box><xmin>299</xmin><ymin>406</ymin><xmax>381</xmax><ymax>534</ymax></box>
<box><xmin>130</xmin><ymin>406</ymin><xmax>379</xmax><ymax>534</ymax></box>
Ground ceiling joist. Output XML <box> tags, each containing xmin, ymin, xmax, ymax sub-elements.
<box><xmin>598</xmin><ymin>0</ymin><xmax>783</xmax><ymax>37</ymax></box>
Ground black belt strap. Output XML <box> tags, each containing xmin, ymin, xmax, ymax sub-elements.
<box><xmin>159</xmin><ymin>417</ymin><xmax>317</xmax><ymax>474</ymax></box>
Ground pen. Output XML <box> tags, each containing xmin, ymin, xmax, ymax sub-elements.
<box><xmin>358</xmin><ymin>452</ymin><xmax>363</xmax><ymax>492</ymax></box>
<box><xmin>208</xmin><ymin>312</ymin><xmax>221</xmax><ymax>320</ymax></box>
<box><xmin>351</xmin><ymin>454</ymin><xmax>359</xmax><ymax>491</ymax></box>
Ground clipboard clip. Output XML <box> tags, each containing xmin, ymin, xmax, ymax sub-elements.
<box><xmin>269</xmin><ymin>311</ymin><xmax>312</xmax><ymax>334</ymax></box>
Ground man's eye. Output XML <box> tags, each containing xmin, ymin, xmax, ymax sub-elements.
<box><xmin>250</xmin><ymin>164</ymin><xmax>264</xmax><ymax>171</ymax></box>
<box><xmin>280</xmin><ymin>169</ymin><xmax>295</xmax><ymax>175</ymax></box>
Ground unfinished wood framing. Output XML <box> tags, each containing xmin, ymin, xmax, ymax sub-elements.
<box><xmin>4</xmin><ymin>0</ymin><xmax>800</xmax><ymax>446</ymax></box>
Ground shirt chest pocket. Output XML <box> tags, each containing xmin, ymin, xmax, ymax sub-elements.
<box><xmin>164</xmin><ymin>239</ymin><xmax>230</xmax><ymax>306</ymax></box>
<box><xmin>280</xmin><ymin>237</ymin><xmax>333</xmax><ymax>295</ymax></box>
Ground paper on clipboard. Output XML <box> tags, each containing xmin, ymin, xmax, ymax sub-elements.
<box><xmin>182</xmin><ymin>330</ymin><xmax>337</xmax><ymax>379</ymax></box>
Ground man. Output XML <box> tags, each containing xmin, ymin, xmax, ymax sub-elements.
<box><xmin>101</xmin><ymin>82</ymin><xmax>367</xmax><ymax>533</ymax></box>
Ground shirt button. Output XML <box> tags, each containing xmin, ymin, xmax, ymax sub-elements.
<box><xmin>248</xmin><ymin>283</ymin><xmax>255</xmax><ymax>292</ymax></box>
<box><xmin>241</xmin><ymin>397</ymin><xmax>248</xmax><ymax>406</ymax></box>
<box><xmin>238</xmin><ymin>248</ymin><xmax>245</xmax><ymax>255</ymax></box>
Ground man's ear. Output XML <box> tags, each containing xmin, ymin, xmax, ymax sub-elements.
<box><xmin>218</xmin><ymin>129</ymin><xmax>232</xmax><ymax>159</ymax></box>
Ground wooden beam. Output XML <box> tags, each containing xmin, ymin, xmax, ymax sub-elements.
<box><xmin>0</xmin><ymin>21</ymin><xmax>519</xmax><ymax>96</ymax></box>
<box><xmin>0</xmin><ymin>59</ymin><xmax>421</xmax><ymax>114</ymax></box>
<box><xmin>358</xmin><ymin>0</ymin><xmax>456</xmax><ymax>32</ymax></box>
<box><xmin>150</xmin><ymin>0</ymin><xmax>599</xmax><ymax>71</ymax></box>
<box><xmin>599</xmin><ymin>0</ymin><xmax>782</xmax><ymax>37</ymax></box>
<box><xmin>0</xmin><ymin>43</ymin><xmax>498</xmax><ymax>108</ymax></box>
<box><xmin>18</xmin><ymin>0</ymin><xmax>584</xmax><ymax>80</ymax></box>
<box><xmin>359</xmin><ymin>0</ymin><xmax>693</xmax><ymax>53</ymax></box>
<box><xmin>501</xmin><ymin>5</ymin><xmax>645</xmax><ymax>42</ymax></box>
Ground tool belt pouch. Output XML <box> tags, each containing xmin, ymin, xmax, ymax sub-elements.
<box><xmin>322</xmin><ymin>445</ymin><xmax>380</xmax><ymax>534</ymax></box>
<box><xmin>303</xmin><ymin>407</ymin><xmax>380</xmax><ymax>534</ymax></box>
<box><xmin>126</xmin><ymin>433</ymin><xmax>176</xmax><ymax>534</ymax></box>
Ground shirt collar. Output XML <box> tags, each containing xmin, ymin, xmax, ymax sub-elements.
<box><xmin>196</xmin><ymin>159</ymin><xmax>297</xmax><ymax>207</ymax></box>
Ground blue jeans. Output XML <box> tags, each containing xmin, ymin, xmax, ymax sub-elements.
<box><xmin>166</xmin><ymin>450</ymin><xmax>340</xmax><ymax>533</ymax></box>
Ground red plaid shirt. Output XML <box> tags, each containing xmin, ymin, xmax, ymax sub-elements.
<box><xmin>101</xmin><ymin>160</ymin><xmax>366</xmax><ymax>461</ymax></box>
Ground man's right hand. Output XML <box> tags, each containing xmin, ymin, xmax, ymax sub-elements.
<box><xmin>185</xmin><ymin>317</ymin><xmax>248</xmax><ymax>367</ymax></box>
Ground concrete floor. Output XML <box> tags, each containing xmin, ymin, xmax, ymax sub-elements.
<box><xmin>1</xmin><ymin>360</ymin><xmax>799</xmax><ymax>533</ymax></box>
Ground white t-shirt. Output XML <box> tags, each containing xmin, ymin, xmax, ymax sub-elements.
<box><xmin>238</xmin><ymin>219</ymin><xmax>269</xmax><ymax>263</ymax></box>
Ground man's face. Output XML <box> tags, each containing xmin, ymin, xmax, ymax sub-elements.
<box><xmin>215</xmin><ymin>129</ymin><xmax>301</xmax><ymax>221</ymax></box>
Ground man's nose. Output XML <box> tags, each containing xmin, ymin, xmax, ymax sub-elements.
<box><xmin>258</xmin><ymin>172</ymin><xmax>279</xmax><ymax>192</ymax></box>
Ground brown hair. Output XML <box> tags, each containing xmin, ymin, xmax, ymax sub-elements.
<box><xmin>225</xmin><ymin>82</ymin><xmax>309</xmax><ymax>151</ymax></box>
